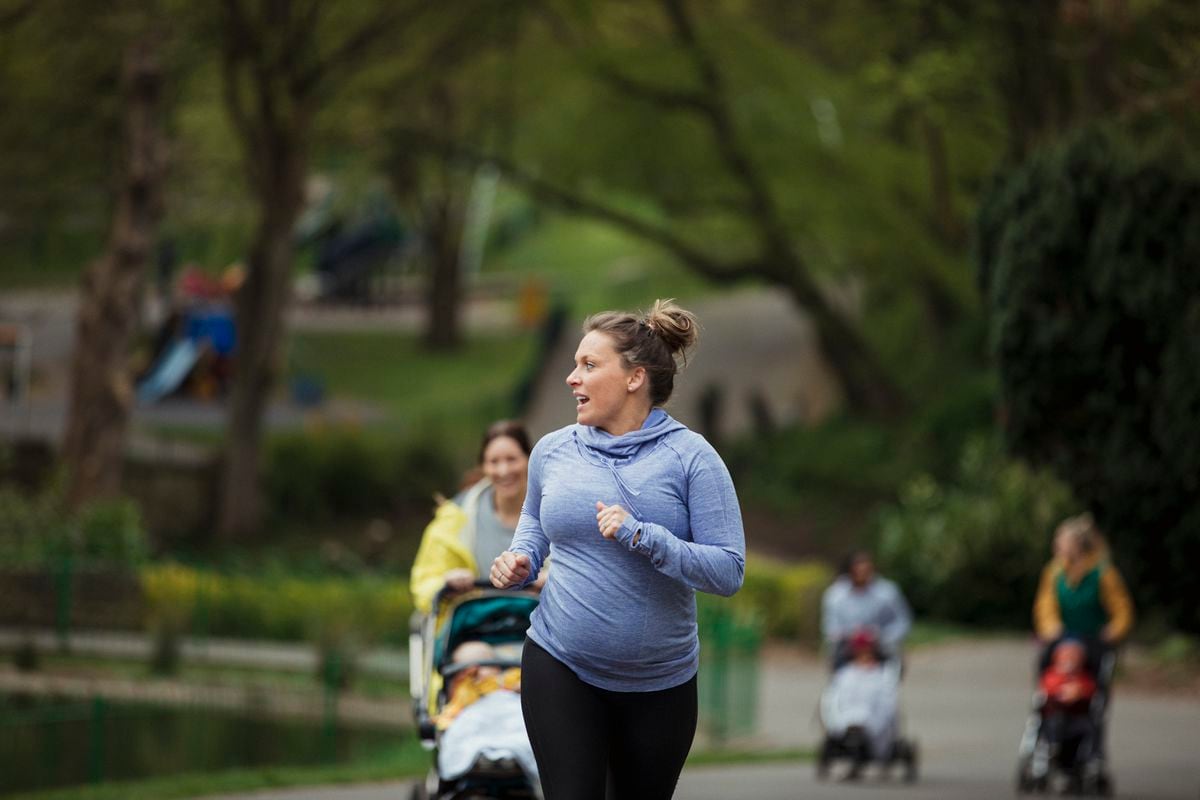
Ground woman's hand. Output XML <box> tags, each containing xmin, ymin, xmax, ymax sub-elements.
<box><xmin>491</xmin><ymin>551</ymin><xmax>532</xmax><ymax>588</ymax></box>
<box><xmin>595</xmin><ymin>501</ymin><xmax>630</xmax><ymax>540</ymax></box>
<box><xmin>443</xmin><ymin>568</ymin><xmax>476</xmax><ymax>593</ymax></box>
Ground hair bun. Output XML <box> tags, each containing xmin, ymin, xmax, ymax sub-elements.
<box><xmin>644</xmin><ymin>298</ymin><xmax>699</xmax><ymax>361</ymax></box>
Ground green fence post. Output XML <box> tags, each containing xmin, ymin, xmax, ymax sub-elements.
<box><xmin>194</xmin><ymin>566</ymin><xmax>209</xmax><ymax>654</ymax></box>
<box><xmin>321</xmin><ymin>650</ymin><xmax>340</xmax><ymax>763</ymax></box>
<box><xmin>54</xmin><ymin>551</ymin><xmax>74</xmax><ymax>653</ymax></box>
<box><xmin>88</xmin><ymin>696</ymin><xmax>106</xmax><ymax>784</ymax></box>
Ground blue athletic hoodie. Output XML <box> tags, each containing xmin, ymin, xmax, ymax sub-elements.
<box><xmin>509</xmin><ymin>409</ymin><xmax>745</xmax><ymax>692</ymax></box>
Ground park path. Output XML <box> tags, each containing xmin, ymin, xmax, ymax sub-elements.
<box><xmin>0</xmin><ymin>289</ymin><xmax>515</xmax><ymax>443</ymax></box>
<box><xmin>199</xmin><ymin>637</ymin><xmax>1200</xmax><ymax>800</ymax></box>
<box><xmin>1</xmin><ymin>285</ymin><xmax>840</xmax><ymax>447</ymax></box>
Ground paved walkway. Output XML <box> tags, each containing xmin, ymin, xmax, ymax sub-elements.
<box><xmin>195</xmin><ymin>638</ymin><xmax>1200</xmax><ymax>800</ymax></box>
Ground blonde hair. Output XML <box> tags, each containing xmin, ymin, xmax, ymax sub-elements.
<box><xmin>583</xmin><ymin>298</ymin><xmax>700</xmax><ymax>406</ymax></box>
<box><xmin>1056</xmin><ymin>512</ymin><xmax>1100</xmax><ymax>555</ymax></box>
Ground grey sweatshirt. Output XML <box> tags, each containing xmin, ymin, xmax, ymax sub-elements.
<box><xmin>509</xmin><ymin>409</ymin><xmax>745</xmax><ymax>691</ymax></box>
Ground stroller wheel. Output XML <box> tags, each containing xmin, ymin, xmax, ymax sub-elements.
<box><xmin>408</xmin><ymin>780</ymin><xmax>428</xmax><ymax>800</ymax></box>
<box><xmin>815</xmin><ymin>740</ymin><xmax>832</xmax><ymax>781</ymax></box>
<box><xmin>903</xmin><ymin>739</ymin><xmax>919</xmax><ymax>784</ymax></box>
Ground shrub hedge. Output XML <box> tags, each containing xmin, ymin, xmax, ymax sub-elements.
<box><xmin>876</xmin><ymin>436</ymin><xmax>1077</xmax><ymax>628</ymax></box>
<box><xmin>140</xmin><ymin>555</ymin><xmax>833</xmax><ymax>646</ymax></box>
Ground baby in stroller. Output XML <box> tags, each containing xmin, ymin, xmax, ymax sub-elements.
<box><xmin>435</xmin><ymin>641</ymin><xmax>537</xmax><ymax>788</ymax></box>
<box><xmin>410</xmin><ymin>582</ymin><xmax>541</xmax><ymax>800</ymax></box>
<box><xmin>817</xmin><ymin>628</ymin><xmax>918</xmax><ymax>782</ymax></box>
<box><xmin>1017</xmin><ymin>638</ymin><xmax>1114</xmax><ymax>796</ymax></box>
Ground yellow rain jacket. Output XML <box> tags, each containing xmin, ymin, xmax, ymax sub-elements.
<box><xmin>410</xmin><ymin>480</ymin><xmax>491</xmax><ymax>614</ymax></box>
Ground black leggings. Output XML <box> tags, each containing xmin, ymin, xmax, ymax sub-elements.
<box><xmin>521</xmin><ymin>638</ymin><xmax>698</xmax><ymax>800</ymax></box>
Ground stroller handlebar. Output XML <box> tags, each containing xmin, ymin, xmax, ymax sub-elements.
<box><xmin>431</xmin><ymin>577</ymin><xmax>519</xmax><ymax>613</ymax></box>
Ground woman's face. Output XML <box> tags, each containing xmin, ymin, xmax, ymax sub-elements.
<box><xmin>482</xmin><ymin>435</ymin><xmax>529</xmax><ymax>506</ymax></box>
<box><xmin>566</xmin><ymin>330</ymin><xmax>639</xmax><ymax>431</ymax></box>
<box><xmin>1054</xmin><ymin>531</ymin><xmax>1080</xmax><ymax>564</ymax></box>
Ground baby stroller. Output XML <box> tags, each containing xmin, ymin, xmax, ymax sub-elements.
<box><xmin>815</xmin><ymin>631</ymin><xmax>918</xmax><ymax>782</ymax></box>
<box><xmin>409</xmin><ymin>579</ymin><xmax>541</xmax><ymax>800</ymax></box>
<box><xmin>1015</xmin><ymin>639</ymin><xmax>1115</xmax><ymax>796</ymax></box>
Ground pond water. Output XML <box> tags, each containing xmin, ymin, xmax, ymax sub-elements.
<box><xmin>0</xmin><ymin>692</ymin><xmax>405</xmax><ymax>795</ymax></box>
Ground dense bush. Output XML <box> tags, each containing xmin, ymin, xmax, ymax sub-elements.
<box><xmin>263</xmin><ymin>428</ymin><xmax>457</xmax><ymax>526</ymax></box>
<box><xmin>728</xmin><ymin>555</ymin><xmax>833</xmax><ymax>641</ymax></box>
<box><xmin>976</xmin><ymin>128</ymin><xmax>1200</xmax><ymax>632</ymax></box>
<box><xmin>876</xmin><ymin>437</ymin><xmax>1077</xmax><ymax>628</ymax></box>
<box><xmin>0</xmin><ymin>485</ymin><xmax>70</xmax><ymax>564</ymax></box>
<box><xmin>140</xmin><ymin>563</ymin><xmax>413</xmax><ymax>645</ymax></box>
<box><xmin>0</xmin><ymin>482</ymin><xmax>148</xmax><ymax>568</ymax></box>
<box><xmin>141</xmin><ymin>557</ymin><xmax>829</xmax><ymax>646</ymax></box>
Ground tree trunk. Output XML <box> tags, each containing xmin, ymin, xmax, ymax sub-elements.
<box><xmin>921</xmin><ymin>115</ymin><xmax>962</xmax><ymax>246</ymax></box>
<box><xmin>778</xmin><ymin>256</ymin><xmax>908</xmax><ymax>419</ymax></box>
<box><xmin>998</xmin><ymin>3</ymin><xmax>1072</xmax><ymax>159</ymax></box>
<box><xmin>424</xmin><ymin>193</ymin><xmax>463</xmax><ymax>350</ymax></box>
<box><xmin>62</xmin><ymin>37</ymin><xmax>165</xmax><ymax>510</ymax></box>
<box><xmin>216</xmin><ymin>133</ymin><xmax>308</xmax><ymax>538</ymax></box>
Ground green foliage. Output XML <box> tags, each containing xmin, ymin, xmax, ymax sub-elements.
<box><xmin>724</xmin><ymin>370</ymin><xmax>996</xmax><ymax>556</ymax></box>
<box><xmin>876</xmin><ymin>436</ymin><xmax>1076</xmax><ymax>628</ymax></box>
<box><xmin>976</xmin><ymin>128</ymin><xmax>1200</xmax><ymax>632</ymax></box>
<box><xmin>0</xmin><ymin>484</ymin><xmax>71</xmax><ymax>565</ymax></box>
<box><xmin>286</xmin><ymin>330</ymin><xmax>537</xmax><ymax>461</ymax></box>
<box><xmin>140</xmin><ymin>563</ymin><xmax>412</xmax><ymax>646</ymax></box>
<box><xmin>727</xmin><ymin>556</ymin><xmax>833</xmax><ymax>642</ymax></box>
<box><xmin>140</xmin><ymin>558</ymin><xmax>821</xmax><ymax>647</ymax></box>
<box><xmin>0</xmin><ymin>483</ymin><xmax>148</xmax><ymax>568</ymax></box>
<box><xmin>76</xmin><ymin>498</ymin><xmax>148</xmax><ymax>564</ymax></box>
<box><xmin>263</xmin><ymin>427</ymin><xmax>456</xmax><ymax>527</ymax></box>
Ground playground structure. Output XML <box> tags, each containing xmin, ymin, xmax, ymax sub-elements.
<box><xmin>136</xmin><ymin>267</ymin><xmax>240</xmax><ymax>405</ymax></box>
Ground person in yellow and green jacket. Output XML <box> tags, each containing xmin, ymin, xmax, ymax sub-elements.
<box><xmin>411</xmin><ymin>421</ymin><xmax>545</xmax><ymax>614</ymax></box>
<box><xmin>1033</xmin><ymin>512</ymin><xmax>1133</xmax><ymax>776</ymax></box>
<box><xmin>1034</xmin><ymin>513</ymin><xmax>1134</xmax><ymax>646</ymax></box>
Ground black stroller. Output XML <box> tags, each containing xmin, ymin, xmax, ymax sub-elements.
<box><xmin>815</xmin><ymin>634</ymin><xmax>918</xmax><ymax>783</ymax></box>
<box><xmin>409</xmin><ymin>580</ymin><xmax>541</xmax><ymax>800</ymax></box>
<box><xmin>1015</xmin><ymin>639</ymin><xmax>1116</xmax><ymax>796</ymax></box>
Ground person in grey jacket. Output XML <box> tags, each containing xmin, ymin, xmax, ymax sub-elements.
<box><xmin>821</xmin><ymin>550</ymin><xmax>912</xmax><ymax>668</ymax></box>
<box><xmin>491</xmin><ymin>299</ymin><xmax>745</xmax><ymax>800</ymax></box>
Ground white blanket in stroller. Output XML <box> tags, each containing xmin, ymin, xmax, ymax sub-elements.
<box><xmin>821</xmin><ymin>662</ymin><xmax>900</xmax><ymax>760</ymax></box>
<box><xmin>438</xmin><ymin>690</ymin><xmax>539</xmax><ymax>781</ymax></box>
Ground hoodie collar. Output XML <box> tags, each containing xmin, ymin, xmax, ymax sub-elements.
<box><xmin>575</xmin><ymin>408</ymin><xmax>685</xmax><ymax>462</ymax></box>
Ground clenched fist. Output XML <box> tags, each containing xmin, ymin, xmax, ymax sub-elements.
<box><xmin>491</xmin><ymin>551</ymin><xmax>532</xmax><ymax>588</ymax></box>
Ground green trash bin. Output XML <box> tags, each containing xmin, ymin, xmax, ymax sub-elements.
<box><xmin>698</xmin><ymin>601</ymin><xmax>762</xmax><ymax>746</ymax></box>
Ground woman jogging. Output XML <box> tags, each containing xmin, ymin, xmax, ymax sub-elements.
<box><xmin>492</xmin><ymin>299</ymin><xmax>746</xmax><ymax>800</ymax></box>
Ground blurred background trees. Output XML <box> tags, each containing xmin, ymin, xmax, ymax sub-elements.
<box><xmin>1</xmin><ymin>0</ymin><xmax>1199</xmax><ymax>632</ymax></box>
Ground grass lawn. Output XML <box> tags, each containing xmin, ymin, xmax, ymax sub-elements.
<box><xmin>287</xmin><ymin>329</ymin><xmax>535</xmax><ymax>453</ymax></box>
<box><xmin>5</xmin><ymin>738</ymin><xmax>430</xmax><ymax>800</ymax></box>
<box><xmin>486</xmin><ymin>211</ymin><xmax>720</xmax><ymax>316</ymax></box>
<box><xmin>7</xmin><ymin>742</ymin><xmax>809</xmax><ymax>800</ymax></box>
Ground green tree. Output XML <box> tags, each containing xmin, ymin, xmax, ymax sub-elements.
<box><xmin>0</xmin><ymin>1</ymin><xmax>176</xmax><ymax>508</ymax></box>
<box><xmin>63</xmin><ymin>28</ymin><xmax>168</xmax><ymax>509</ymax></box>
<box><xmin>976</xmin><ymin>129</ymin><xmax>1200</xmax><ymax>632</ymax></box>
<box><xmin>208</xmin><ymin>0</ymin><xmax>447</xmax><ymax>537</ymax></box>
